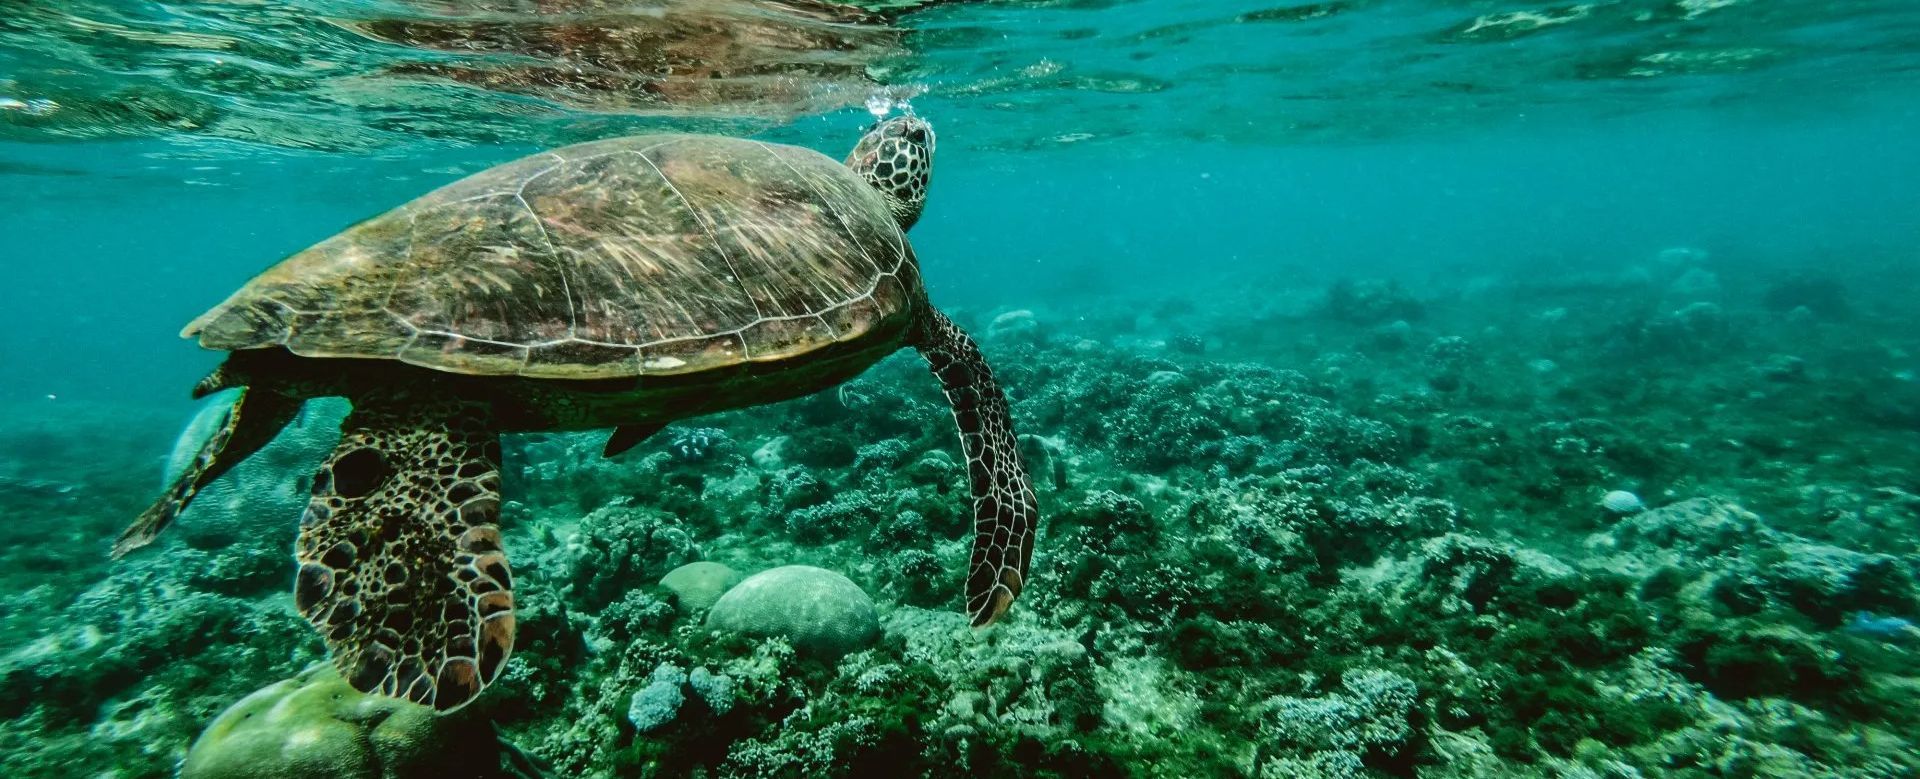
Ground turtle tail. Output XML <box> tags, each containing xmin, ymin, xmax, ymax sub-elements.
<box><xmin>295</xmin><ymin>391</ymin><xmax>512</xmax><ymax>712</ymax></box>
<box><xmin>914</xmin><ymin>309</ymin><xmax>1039</xmax><ymax>627</ymax></box>
<box><xmin>113</xmin><ymin>371</ymin><xmax>300</xmax><ymax>558</ymax></box>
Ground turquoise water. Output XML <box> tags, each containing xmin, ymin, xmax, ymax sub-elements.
<box><xmin>3</xmin><ymin>0</ymin><xmax>1920</xmax><ymax>776</ymax></box>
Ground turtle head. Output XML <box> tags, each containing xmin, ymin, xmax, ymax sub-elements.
<box><xmin>847</xmin><ymin>114</ymin><xmax>934</xmax><ymax>231</ymax></box>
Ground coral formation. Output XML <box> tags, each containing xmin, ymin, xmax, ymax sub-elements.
<box><xmin>706</xmin><ymin>565</ymin><xmax>880</xmax><ymax>659</ymax></box>
<box><xmin>659</xmin><ymin>561</ymin><xmax>744</xmax><ymax>614</ymax></box>
<box><xmin>181</xmin><ymin>663</ymin><xmax>506</xmax><ymax>779</ymax></box>
<box><xmin>1600</xmin><ymin>489</ymin><xmax>1644</xmax><ymax>514</ymax></box>
<box><xmin>626</xmin><ymin>663</ymin><xmax>688</xmax><ymax>733</ymax></box>
<box><xmin>1259</xmin><ymin>669</ymin><xmax>1420</xmax><ymax>773</ymax></box>
<box><xmin>169</xmin><ymin>395</ymin><xmax>349</xmax><ymax>552</ymax></box>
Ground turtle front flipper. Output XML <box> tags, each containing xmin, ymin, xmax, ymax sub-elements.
<box><xmin>114</xmin><ymin>384</ymin><xmax>300</xmax><ymax>557</ymax></box>
<box><xmin>296</xmin><ymin>393</ymin><xmax>512</xmax><ymax>713</ymax></box>
<box><xmin>914</xmin><ymin>310</ymin><xmax>1039</xmax><ymax>627</ymax></box>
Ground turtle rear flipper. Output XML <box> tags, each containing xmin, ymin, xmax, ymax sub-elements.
<box><xmin>114</xmin><ymin>383</ymin><xmax>299</xmax><ymax>557</ymax></box>
<box><xmin>915</xmin><ymin>310</ymin><xmax>1039</xmax><ymax>627</ymax></box>
<box><xmin>296</xmin><ymin>394</ymin><xmax>512</xmax><ymax>713</ymax></box>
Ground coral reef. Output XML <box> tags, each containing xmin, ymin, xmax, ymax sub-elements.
<box><xmin>4</xmin><ymin>246</ymin><xmax>1919</xmax><ymax>777</ymax></box>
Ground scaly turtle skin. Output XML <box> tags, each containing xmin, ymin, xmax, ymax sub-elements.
<box><xmin>116</xmin><ymin>116</ymin><xmax>1038</xmax><ymax>713</ymax></box>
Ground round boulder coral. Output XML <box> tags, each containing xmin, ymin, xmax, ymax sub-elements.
<box><xmin>706</xmin><ymin>565</ymin><xmax>879</xmax><ymax>659</ymax></box>
<box><xmin>166</xmin><ymin>395</ymin><xmax>349</xmax><ymax>553</ymax></box>
<box><xmin>180</xmin><ymin>664</ymin><xmax>504</xmax><ymax>779</ymax></box>
<box><xmin>1600</xmin><ymin>490</ymin><xmax>1645</xmax><ymax>514</ymax></box>
<box><xmin>660</xmin><ymin>561</ymin><xmax>744</xmax><ymax>613</ymax></box>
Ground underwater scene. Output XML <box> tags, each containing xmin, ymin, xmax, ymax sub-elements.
<box><xmin>4</xmin><ymin>0</ymin><xmax>1920</xmax><ymax>776</ymax></box>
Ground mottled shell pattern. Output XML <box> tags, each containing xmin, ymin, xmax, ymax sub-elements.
<box><xmin>185</xmin><ymin>134</ymin><xmax>917</xmax><ymax>379</ymax></box>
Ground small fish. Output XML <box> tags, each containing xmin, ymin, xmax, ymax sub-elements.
<box><xmin>1845</xmin><ymin>611</ymin><xmax>1920</xmax><ymax>642</ymax></box>
<box><xmin>0</xmin><ymin>96</ymin><xmax>58</xmax><ymax>115</ymax></box>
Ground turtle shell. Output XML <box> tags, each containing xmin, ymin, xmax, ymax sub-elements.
<box><xmin>186</xmin><ymin>134</ymin><xmax>919</xmax><ymax>380</ymax></box>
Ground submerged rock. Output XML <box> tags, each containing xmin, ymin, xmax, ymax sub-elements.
<box><xmin>1762</xmin><ymin>541</ymin><xmax>1918</xmax><ymax>621</ymax></box>
<box><xmin>1763</xmin><ymin>274</ymin><xmax>1850</xmax><ymax>319</ymax></box>
<box><xmin>750</xmin><ymin>435</ymin><xmax>790</xmax><ymax>470</ymax></box>
<box><xmin>1325</xmin><ymin>279</ymin><xmax>1423</xmax><ymax>325</ymax></box>
<box><xmin>1609</xmin><ymin>498</ymin><xmax>1763</xmax><ymax>558</ymax></box>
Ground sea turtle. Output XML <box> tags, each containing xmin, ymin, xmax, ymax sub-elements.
<box><xmin>116</xmin><ymin>115</ymin><xmax>1039</xmax><ymax>713</ymax></box>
